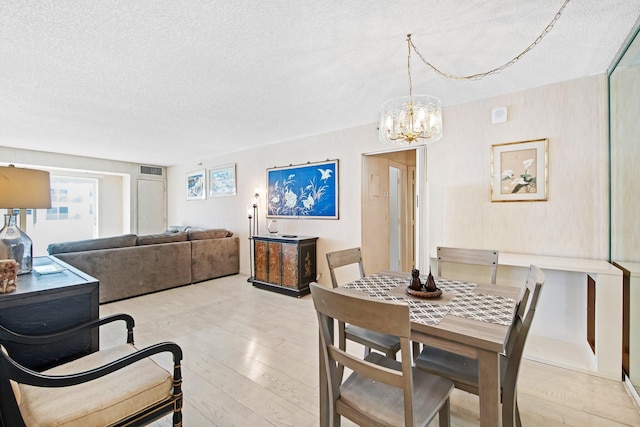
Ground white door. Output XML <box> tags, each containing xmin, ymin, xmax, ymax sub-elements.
<box><xmin>137</xmin><ymin>179</ymin><xmax>166</xmax><ymax>235</ymax></box>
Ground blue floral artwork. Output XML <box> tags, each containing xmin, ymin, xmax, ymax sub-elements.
<box><xmin>186</xmin><ymin>169</ymin><xmax>206</xmax><ymax>200</ymax></box>
<box><xmin>267</xmin><ymin>160</ymin><xmax>338</xmax><ymax>219</ymax></box>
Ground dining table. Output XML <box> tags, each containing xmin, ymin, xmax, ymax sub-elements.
<box><xmin>319</xmin><ymin>270</ymin><xmax>521</xmax><ymax>427</ymax></box>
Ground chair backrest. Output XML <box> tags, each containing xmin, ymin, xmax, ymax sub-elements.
<box><xmin>437</xmin><ymin>246</ymin><xmax>499</xmax><ymax>284</ymax></box>
<box><xmin>326</xmin><ymin>248</ymin><xmax>365</xmax><ymax>288</ymax></box>
<box><xmin>501</xmin><ymin>265</ymin><xmax>545</xmax><ymax>426</ymax></box>
<box><xmin>310</xmin><ymin>283</ymin><xmax>416</xmax><ymax>425</ymax></box>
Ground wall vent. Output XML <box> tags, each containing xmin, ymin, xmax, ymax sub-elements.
<box><xmin>139</xmin><ymin>165</ymin><xmax>163</xmax><ymax>176</ymax></box>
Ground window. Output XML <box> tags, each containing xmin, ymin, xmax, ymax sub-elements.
<box><xmin>26</xmin><ymin>176</ymin><xmax>98</xmax><ymax>256</ymax></box>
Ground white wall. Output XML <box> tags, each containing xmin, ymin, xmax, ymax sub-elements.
<box><xmin>0</xmin><ymin>147</ymin><xmax>144</xmax><ymax>236</ymax></box>
<box><xmin>168</xmin><ymin>74</ymin><xmax>610</xmax><ymax>286</ymax></box>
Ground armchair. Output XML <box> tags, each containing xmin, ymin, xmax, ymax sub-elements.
<box><xmin>0</xmin><ymin>313</ymin><xmax>183</xmax><ymax>427</ymax></box>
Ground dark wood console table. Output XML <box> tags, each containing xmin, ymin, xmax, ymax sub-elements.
<box><xmin>250</xmin><ymin>235</ymin><xmax>318</xmax><ymax>297</ymax></box>
<box><xmin>0</xmin><ymin>256</ymin><xmax>99</xmax><ymax>371</ymax></box>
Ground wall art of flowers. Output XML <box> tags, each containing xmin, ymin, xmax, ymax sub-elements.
<box><xmin>491</xmin><ymin>138</ymin><xmax>548</xmax><ymax>202</ymax></box>
<box><xmin>500</xmin><ymin>149</ymin><xmax>537</xmax><ymax>194</ymax></box>
<box><xmin>266</xmin><ymin>160</ymin><xmax>338</xmax><ymax>219</ymax></box>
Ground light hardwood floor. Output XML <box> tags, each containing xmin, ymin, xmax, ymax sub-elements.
<box><xmin>100</xmin><ymin>275</ymin><xmax>640</xmax><ymax>426</ymax></box>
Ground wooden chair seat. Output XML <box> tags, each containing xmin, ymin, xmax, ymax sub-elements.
<box><xmin>344</xmin><ymin>324</ymin><xmax>402</xmax><ymax>357</ymax></box>
<box><xmin>340</xmin><ymin>352</ymin><xmax>453</xmax><ymax>427</ymax></box>
<box><xmin>415</xmin><ymin>345</ymin><xmax>507</xmax><ymax>395</ymax></box>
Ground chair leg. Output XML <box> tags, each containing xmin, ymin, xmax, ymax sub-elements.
<box><xmin>502</xmin><ymin>391</ymin><xmax>517</xmax><ymax>427</ymax></box>
<box><xmin>412</xmin><ymin>341</ymin><xmax>421</xmax><ymax>360</ymax></box>
<box><xmin>438</xmin><ymin>398</ymin><xmax>450</xmax><ymax>427</ymax></box>
<box><xmin>515</xmin><ymin>399</ymin><xmax>522</xmax><ymax>427</ymax></box>
<box><xmin>173</xmin><ymin>403</ymin><xmax>183</xmax><ymax>427</ymax></box>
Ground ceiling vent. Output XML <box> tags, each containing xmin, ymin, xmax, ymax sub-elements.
<box><xmin>139</xmin><ymin>165</ymin><xmax>164</xmax><ymax>176</ymax></box>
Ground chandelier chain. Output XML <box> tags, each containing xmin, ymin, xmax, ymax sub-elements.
<box><xmin>407</xmin><ymin>34</ymin><xmax>413</xmax><ymax>96</ymax></box>
<box><xmin>408</xmin><ymin>0</ymin><xmax>571</xmax><ymax>81</ymax></box>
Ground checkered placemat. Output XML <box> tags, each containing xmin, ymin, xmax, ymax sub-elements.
<box><xmin>343</xmin><ymin>274</ymin><xmax>477</xmax><ymax>297</ymax></box>
<box><xmin>343</xmin><ymin>274</ymin><xmax>406</xmax><ymax>294</ymax></box>
<box><xmin>343</xmin><ymin>274</ymin><xmax>515</xmax><ymax>326</ymax></box>
<box><xmin>407</xmin><ymin>299</ymin><xmax>450</xmax><ymax>325</ymax></box>
<box><xmin>431</xmin><ymin>277</ymin><xmax>477</xmax><ymax>294</ymax></box>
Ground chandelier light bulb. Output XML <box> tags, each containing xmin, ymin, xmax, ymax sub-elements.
<box><xmin>379</xmin><ymin>95</ymin><xmax>442</xmax><ymax>146</ymax></box>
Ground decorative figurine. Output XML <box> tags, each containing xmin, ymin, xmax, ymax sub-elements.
<box><xmin>409</xmin><ymin>268</ymin><xmax>423</xmax><ymax>291</ymax></box>
<box><xmin>425</xmin><ymin>267</ymin><xmax>438</xmax><ymax>292</ymax></box>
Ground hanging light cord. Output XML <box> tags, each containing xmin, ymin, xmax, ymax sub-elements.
<box><xmin>408</xmin><ymin>0</ymin><xmax>571</xmax><ymax>81</ymax></box>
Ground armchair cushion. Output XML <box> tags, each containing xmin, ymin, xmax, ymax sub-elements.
<box><xmin>18</xmin><ymin>344</ymin><xmax>172</xmax><ymax>427</ymax></box>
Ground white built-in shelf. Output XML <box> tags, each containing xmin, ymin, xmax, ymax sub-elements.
<box><xmin>499</xmin><ymin>252</ymin><xmax>622</xmax><ymax>275</ymax></box>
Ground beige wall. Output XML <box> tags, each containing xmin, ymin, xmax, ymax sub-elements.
<box><xmin>168</xmin><ymin>74</ymin><xmax>610</xmax><ymax>284</ymax></box>
<box><xmin>426</xmin><ymin>74</ymin><xmax>609</xmax><ymax>259</ymax></box>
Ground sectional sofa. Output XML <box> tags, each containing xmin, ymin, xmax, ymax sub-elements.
<box><xmin>47</xmin><ymin>228</ymin><xmax>239</xmax><ymax>303</ymax></box>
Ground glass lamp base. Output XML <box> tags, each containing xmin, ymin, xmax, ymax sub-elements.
<box><xmin>0</xmin><ymin>214</ymin><xmax>33</xmax><ymax>275</ymax></box>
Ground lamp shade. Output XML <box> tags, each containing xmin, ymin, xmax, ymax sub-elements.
<box><xmin>0</xmin><ymin>165</ymin><xmax>52</xmax><ymax>209</ymax></box>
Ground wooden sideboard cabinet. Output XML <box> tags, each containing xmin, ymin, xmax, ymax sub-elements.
<box><xmin>251</xmin><ymin>235</ymin><xmax>318</xmax><ymax>297</ymax></box>
<box><xmin>0</xmin><ymin>256</ymin><xmax>99</xmax><ymax>371</ymax></box>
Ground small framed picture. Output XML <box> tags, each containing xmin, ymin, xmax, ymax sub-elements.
<box><xmin>209</xmin><ymin>164</ymin><xmax>236</xmax><ymax>197</ymax></box>
<box><xmin>186</xmin><ymin>169</ymin><xmax>206</xmax><ymax>200</ymax></box>
<box><xmin>491</xmin><ymin>138</ymin><xmax>548</xmax><ymax>202</ymax></box>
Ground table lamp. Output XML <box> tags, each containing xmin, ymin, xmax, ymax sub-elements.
<box><xmin>0</xmin><ymin>164</ymin><xmax>52</xmax><ymax>275</ymax></box>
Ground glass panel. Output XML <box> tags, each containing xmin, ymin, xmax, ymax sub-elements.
<box><xmin>609</xmin><ymin>21</ymin><xmax>640</xmax><ymax>398</ymax></box>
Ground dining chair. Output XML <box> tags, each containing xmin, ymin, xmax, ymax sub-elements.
<box><xmin>0</xmin><ymin>313</ymin><xmax>183</xmax><ymax>427</ymax></box>
<box><xmin>310</xmin><ymin>282</ymin><xmax>453</xmax><ymax>427</ymax></box>
<box><xmin>326</xmin><ymin>248</ymin><xmax>401</xmax><ymax>358</ymax></box>
<box><xmin>414</xmin><ymin>264</ymin><xmax>545</xmax><ymax>427</ymax></box>
<box><xmin>437</xmin><ymin>246</ymin><xmax>499</xmax><ymax>284</ymax></box>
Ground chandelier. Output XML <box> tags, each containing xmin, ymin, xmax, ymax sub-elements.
<box><xmin>378</xmin><ymin>0</ymin><xmax>570</xmax><ymax>146</ymax></box>
<box><xmin>379</xmin><ymin>34</ymin><xmax>442</xmax><ymax>146</ymax></box>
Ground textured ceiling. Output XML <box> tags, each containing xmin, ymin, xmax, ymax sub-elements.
<box><xmin>1</xmin><ymin>1</ymin><xmax>639</xmax><ymax>166</ymax></box>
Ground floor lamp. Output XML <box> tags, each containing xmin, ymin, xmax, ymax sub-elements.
<box><xmin>247</xmin><ymin>192</ymin><xmax>259</xmax><ymax>282</ymax></box>
<box><xmin>0</xmin><ymin>165</ymin><xmax>52</xmax><ymax>275</ymax></box>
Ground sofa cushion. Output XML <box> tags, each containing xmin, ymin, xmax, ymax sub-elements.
<box><xmin>187</xmin><ymin>229</ymin><xmax>233</xmax><ymax>241</ymax></box>
<box><xmin>47</xmin><ymin>234</ymin><xmax>138</xmax><ymax>255</ymax></box>
<box><xmin>137</xmin><ymin>232</ymin><xmax>188</xmax><ymax>246</ymax></box>
<box><xmin>165</xmin><ymin>225</ymin><xmax>191</xmax><ymax>233</ymax></box>
<box><xmin>54</xmin><ymin>242</ymin><xmax>192</xmax><ymax>304</ymax></box>
<box><xmin>18</xmin><ymin>343</ymin><xmax>172</xmax><ymax>427</ymax></box>
<box><xmin>191</xmin><ymin>236</ymin><xmax>240</xmax><ymax>283</ymax></box>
